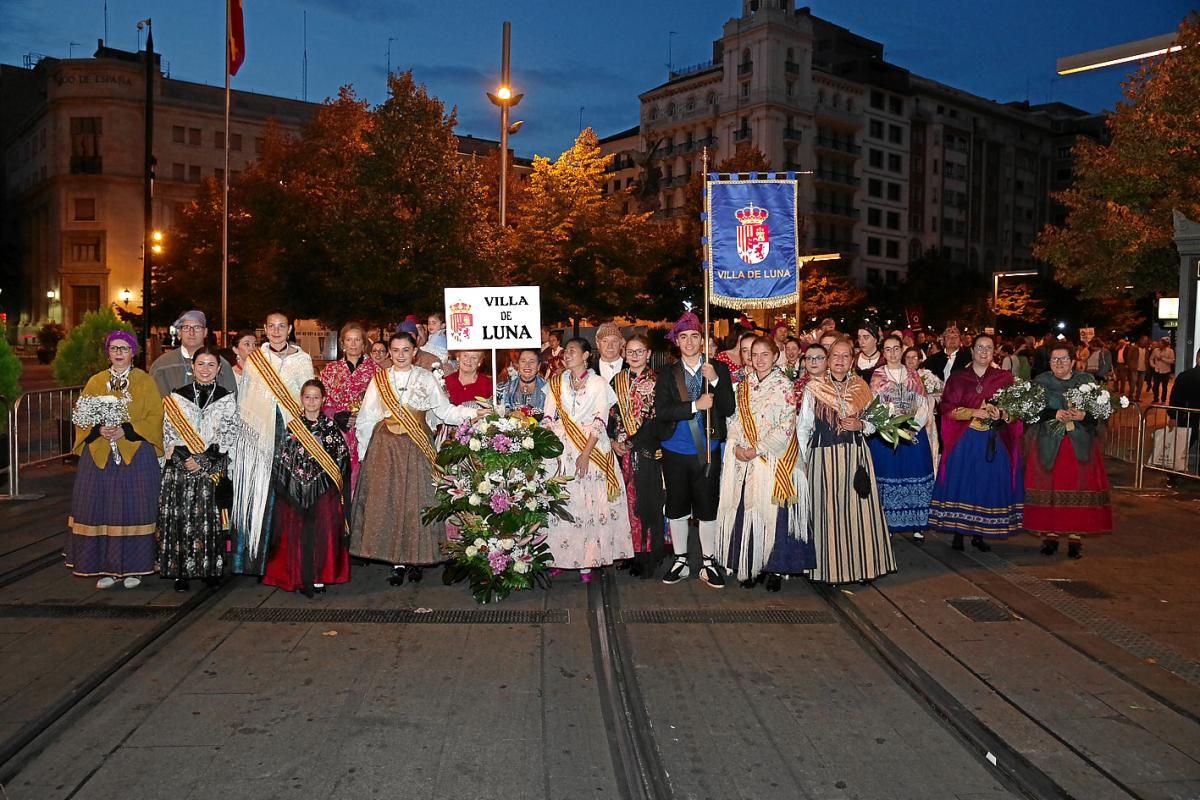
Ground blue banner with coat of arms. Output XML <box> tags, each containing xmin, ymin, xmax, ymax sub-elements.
<box><xmin>704</xmin><ymin>174</ymin><xmax>801</xmax><ymax>310</ymax></box>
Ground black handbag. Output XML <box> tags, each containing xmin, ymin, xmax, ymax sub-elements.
<box><xmin>852</xmin><ymin>436</ymin><xmax>872</xmax><ymax>499</ymax></box>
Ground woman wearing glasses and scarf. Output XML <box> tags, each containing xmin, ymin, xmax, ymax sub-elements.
<box><xmin>66</xmin><ymin>331</ymin><xmax>164</xmax><ymax>589</ymax></box>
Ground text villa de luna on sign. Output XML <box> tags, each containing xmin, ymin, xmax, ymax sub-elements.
<box><xmin>444</xmin><ymin>286</ymin><xmax>542</xmax><ymax>349</ymax></box>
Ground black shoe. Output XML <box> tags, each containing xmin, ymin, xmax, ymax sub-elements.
<box><xmin>388</xmin><ymin>566</ymin><xmax>406</xmax><ymax>587</ymax></box>
<box><xmin>699</xmin><ymin>557</ymin><xmax>726</xmax><ymax>589</ymax></box>
<box><xmin>627</xmin><ymin>560</ymin><xmax>644</xmax><ymax>578</ymax></box>
<box><xmin>313</xmin><ymin>584</ymin><xmax>327</xmax><ymax>594</ymax></box>
<box><xmin>765</xmin><ymin>574</ymin><xmax>782</xmax><ymax>593</ymax></box>
<box><xmin>1040</xmin><ymin>539</ymin><xmax>1059</xmax><ymax>556</ymax></box>
<box><xmin>173</xmin><ymin>578</ymin><xmax>189</xmax><ymax>592</ymax></box>
<box><xmin>408</xmin><ymin>566</ymin><xmax>423</xmax><ymax>583</ymax></box>
<box><xmin>739</xmin><ymin>578</ymin><xmax>756</xmax><ymax>589</ymax></box>
<box><xmin>615</xmin><ymin>559</ymin><xmax>630</xmax><ymax>571</ymax></box>
<box><xmin>662</xmin><ymin>557</ymin><xmax>689</xmax><ymax>585</ymax></box>
<box><xmin>912</xmin><ymin>532</ymin><xmax>925</xmax><ymax>545</ymax></box>
<box><xmin>971</xmin><ymin>536</ymin><xmax>991</xmax><ymax>553</ymax></box>
<box><xmin>1067</xmin><ymin>542</ymin><xmax>1082</xmax><ymax>560</ymax></box>
<box><xmin>952</xmin><ymin>533</ymin><xmax>965</xmax><ymax>551</ymax></box>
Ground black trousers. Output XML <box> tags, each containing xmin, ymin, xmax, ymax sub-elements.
<box><xmin>661</xmin><ymin>448</ymin><xmax>722</xmax><ymax>522</ymax></box>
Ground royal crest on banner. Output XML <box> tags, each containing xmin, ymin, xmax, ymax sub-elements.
<box><xmin>449</xmin><ymin>302</ymin><xmax>474</xmax><ymax>344</ymax></box>
<box><xmin>705</xmin><ymin>175</ymin><xmax>801</xmax><ymax>310</ymax></box>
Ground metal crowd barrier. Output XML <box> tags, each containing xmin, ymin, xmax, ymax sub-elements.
<box><xmin>3</xmin><ymin>385</ymin><xmax>84</xmax><ymax>499</ymax></box>
<box><xmin>1101</xmin><ymin>400</ymin><xmax>1142</xmax><ymax>465</ymax></box>
<box><xmin>1137</xmin><ymin>404</ymin><xmax>1200</xmax><ymax>488</ymax></box>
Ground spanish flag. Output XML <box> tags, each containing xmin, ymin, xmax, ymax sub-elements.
<box><xmin>228</xmin><ymin>0</ymin><xmax>246</xmax><ymax>76</ymax></box>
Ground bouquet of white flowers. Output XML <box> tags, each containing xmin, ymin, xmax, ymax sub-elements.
<box><xmin>860</xmin><ymin>397</ymin><xmax>920</xmax><ymax>449</ymax></box>
<box><xmin>918</xmin><ymin>369</ymin><xmax>944</xmax><ymax>397</ymax></box>
<box><xmin>989</xmin><ymin>379</ymin><xmax>1046</xmax><ymax>424</ymax></box>
<box><xmin>71</xmin><ymin>395</ymin><xmax>131</xmax><ymax>464</ymax></box>
<box><xmin>1053</xmin><ymin>382</ymin><xmax>1130</xmax><ymax>432</ymax></box>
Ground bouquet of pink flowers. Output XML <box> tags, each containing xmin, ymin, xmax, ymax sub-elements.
<box><xmin>423</xmin><ymin>407</ymin><xmax>572</xmax><ymax>603</ymax></box>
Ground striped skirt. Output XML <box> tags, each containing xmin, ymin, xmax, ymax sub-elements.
<box><xmin>808</xmin><ymin>440</ymin><xmax>896</xmax><ymax>584</ymax></box>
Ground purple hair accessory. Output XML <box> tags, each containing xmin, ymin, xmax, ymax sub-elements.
<box><xmin>105</xmin><ymin>330</ymin><xmax>139</xmax><ymax>355</ymax></box>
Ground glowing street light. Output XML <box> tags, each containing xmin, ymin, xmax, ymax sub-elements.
<box><xmin>120</xmin><ymin>288</ymin><xmax>133</xmax><ymax>304</ymax></box>
<box><xmin>487</xmin><ymin>22</ymin><xmax>524</xmax><ymax>228</ymax></box>
<box><xmin>150</xmin><ymin>229</ymin><xmax>164</xmax><ymax>255</ymax></box>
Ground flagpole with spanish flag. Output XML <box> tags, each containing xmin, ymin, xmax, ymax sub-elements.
<box><xmin>223</xmin><ymin>0</ymin><xmax>246</xmax><ymax>345</ymax></box>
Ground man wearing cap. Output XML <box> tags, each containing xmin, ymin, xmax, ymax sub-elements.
<box><xmin>656</xmin><ymin>312</ymin><xmax>735</xmax><ymax>588</ymax></box>
<box><xmin>150</xmin><ymin>310</ymin><xmax>237</xmax><ymax>397</ymax></box>
<box><xmin>595</xmin><ymin>321</ymin><xmax>625</xmax><ymax>382</ymax></box>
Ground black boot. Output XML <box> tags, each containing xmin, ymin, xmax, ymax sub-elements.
<box><xmin>627</xmin><ymin>559</ymin><xmax>644</xmax><ymax>578</ymax></box>
<box><xmin>739</xmin><ymin>578</ymin><xmax>756</xmax><ymax>589</ymax></box>
<box><xmin>971</xmin><ymin>536</ymin><xmax>991</xmax><ymax>552</ymax></box>
<box><xmin>1040</xmin><ymin>539</ymin><xmax>1059</xmax><ymax>556</ymax></box>
<box><xmin>173</xmin><ymin>578</ymin><xmax>189</xmax><ymax>592</ymax></box>
<box><xmin>388</xmin><ymin>566</ymin><xmax>406</xmax><ymax>586</ymax></box>
<box><xmin>1067</xmin><ymin>542</ymin><xmax>1082</xmax><ymax>560</ymax></box>
<box><xmin>408</xmin><ymin>566</ymin><xmax>423</xmax><ymax>583</ymax></box>
<box><xmin>952</xmin><ymin>533</ymin><xmax>964</xmax><ymax>551</ymax></box>
<box><xmin>765</xmin><ymin>574</ymin><xmax>782</xmax><ymax>593</ymax></box>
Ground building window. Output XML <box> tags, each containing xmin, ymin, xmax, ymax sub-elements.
<box><xmin>70</xmin><ymin>285</ymin><xmax>102</xmax><ymax>326</ymax></box>
<box><xmin>67</xmin><ymin>235</ymin><xmax>102</xmax><ymax>263</ymax></box>
<box><xmin>215</xmin><ymin>130</ymin><xmax>225</xmax><ymax>148</ymax></box>
<box><xmin>886</xmin><ymin>240</ymin><xmax>900</xmax><ymax>259</ymax></box>
<box><xmin>189</xmin><ymin>127</ymin><xmax>201</xmax><ymax>146</ymax></box>
<box><xmin>786</xmin><ymin>81</ymin><xmax>794</xmax><ymax>97</ymax></box>
<box><xmin>867</xmin><ymin>208</ymin><xmax>882</xmax><ymax>226</ymax></box>
<box><xmin>188</xmin><ymin>165</ymin><xmax>201</xmax><ymax>183</ymax></box>
<box><xmin>888</xmin><ymin>124</ymin><xmax>903</xmax><ymax>144</ymax></box>
<box><xmin>889</xmin><ymin>96</ymin><xmax>903</xmax><ymax>115</ymax></box>
<box><xmin>741</xmin><ymin>82</ymin><xmax>749</xmax><ymax>98</ymax></box>
<box><xmin>686</xmin><ymin>95</ymin><xmax>695</xmax><ymax>111</ymax></box>
<box><xmin>215</xmin><ymin>168</ymin><xmax>226</xmax><ymax>184</ymax></box>
<box><xmin>73</xmin><ymin>198</ymin><xmax>96</xmax><ymax>221</ymax></box>
<box><xmin>910</xmin><ymin>213</ymin><xmax>922</xmax><ymax>231</ymax></box>
<box><xmin>230</xmin><ymin>133</ymin><xmax>243</xmax><ymax>151</ymax></box>
<box><xmin>868</xmin><ymin>148</ymin><xmax>883</xmax><ymax>168</ymax></box>
<box><xmin>886</xmin><ymin>270</ymin><xmax>899</xmax><ymax>286</ymax></box>
<box><xmin>648</xmin><ymin>107</ymin><xmax>658</xmax><ymax>121</ymax></box>
<box><xmin>867</xmin><ymin>267</ymin><xmax>881</xmax><ymax>284</ymax></box>
<box><xmin>172</xmin><ymin>125</ymin><xmax>185</xmax><ymax>144</ymax></box>
<box><xmin>887</xmin><ymin>153</ymin><xmax>902</xmax><ymax>173</ymax></box>
<box><xmin>869</xmin><ymin>120</ymin><xmax>883</xmax><ymax>139</ymax></box>
<box><xmin>69</xmin><ymin>117</ymin><xmax>102</xmax><ymax>174</ymax></box>
<box><xmin>867</xmin><ymin>237</ymin><xmax>881</xmax><ymax>256</ymax></box>
<box><xmin>887</xmin><ymin>182</ymin><xmax>901</xmax><ymax>202</ymax></box>
<box><xmin>886</xmin><ymin>210</ymin><xmax>900</xmax><ymax>230</ymax></box>
<box><xmin>870</xmin><ymin>90</ymin><xmax>884</xmax><ymax>110</ymax></box>
<box><xmin>706</xmin><ymin>91</ymin><xmax>716</xmax><ymax>106</ymax></box>
<box><xmin>667</xmin><ymin>102</ymin><xmax>676</xmax><ymax>116</ymax></box>
<box><xmin>172</xmin><ymin>162</ymin><xmax>185</xmax><ymax>181</ymax></box>
<box><xmin>817</xmin><ymin>89</ymin><xmax>826</xmax><ymax>104</ymax></box>
<box><xmin>867</xmin><ymin>178</ymin><xmax>882</xmax><ymax>198</ymax></box>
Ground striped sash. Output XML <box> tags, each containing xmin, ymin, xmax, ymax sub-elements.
<box><xmin>613</xmin><ymin>370</ymin><xmax>639</xmax><ymax>437</ymax></box>
<box><xmin>737</xmin><ymin>378</ymin><xmax>800</xmax><ymax>506</ymax></box>
<box><xmin>247</xmin><ymin>349</ymin><xmax>343</xmax><ymax>492</ymax></box>
<box><xmin>163</xmin><ymin>394</ymin><xmax>207</xmax><ymax>455</ymax></box>
<box><xmin>549</xmin><ymin>375</ymin><xmax>621</xmax><ymax>501</ymax></box>
<box><xmin>372</xmin><ymin>370</ymin><xmax>440</xmax><ymax>469</ymax></box>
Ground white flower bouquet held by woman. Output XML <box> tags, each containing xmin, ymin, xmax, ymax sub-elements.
<box><xmin>861</xmin><ymin>397</ymin><xmax>920</xmax><ymax>449</ymax></box>
<box><xmin>989</xmin><ymin>379</ymin><xmax>1046</xmax><ymax>424</ymax></box>
<box><xmin>71</xmin><ymin>395</ymin><xmax>131</xmax><ymax>464</ymax></box>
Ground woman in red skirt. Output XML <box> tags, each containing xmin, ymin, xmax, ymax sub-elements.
<box><xmin>1024</xmin><ymin>343</ymin><xmax>1113</xmax><ymax>559</ymax></box>
<box><xmin>263</xmin><ymin>380</ymin><xmax>352</xmax><ymax>596</ymax></box>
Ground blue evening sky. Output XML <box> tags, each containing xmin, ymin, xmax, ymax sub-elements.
<box><xmin>1</xmin><ymin>0</ymin><xmax>1191</xmax><ymax>157</ymax></box>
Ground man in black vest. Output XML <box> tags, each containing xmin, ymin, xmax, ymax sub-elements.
<box><xmin>655</xmin><ymin>312</ymin><xmax>735</xmax><ymax>588</ymax></box>
<box><xmin>923</xmin><ymin>325</ymin><xmax>972</xmax><ymax>383</ymax></box>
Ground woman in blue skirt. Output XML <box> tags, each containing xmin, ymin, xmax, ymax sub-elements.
<box><xmin>928</xmin><ymin>334</ymin><xmax>1024</xmax><ymax>552</ymax></box>
<box><xmin>868</xmin><ymin>335</ymin><xmax>935</xmax><ymax>541</ymax></box>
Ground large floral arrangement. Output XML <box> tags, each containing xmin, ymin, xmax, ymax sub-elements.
<box><xmin>1052</xmin><ymin>382</ymin><xmax>1130</xmax><ymax>432</ymax></box>
<box><xmin>422</xmin><ymin>407</ymin><xmax>572</xmax><ymax>604</ymax></box>
<box><xmin>989</xmin><ymin>379</ymin><xmax>1046</xmax><ymax>424</ymax></box>
<box><xmin>861</xmin><ymin>397</ymin><xmax>920</xmax><ymax>449</ymax></box>
<box><xmin>71</xmin><ymin>394</ymin><xmax>131</xmax><ymax>464</ymax></box>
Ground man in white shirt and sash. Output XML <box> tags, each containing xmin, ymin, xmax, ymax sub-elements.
<box><xmin>229</xmin><ymin>310</ymin><xmax>315</xmax><ymax>574</ymax></box>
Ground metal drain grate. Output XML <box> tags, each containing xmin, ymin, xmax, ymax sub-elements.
<box><xmin>220</xmin><ymin>607</ymin><xmax>569</xmax><ymax>625</ymax></box>
<box><xmin>0</xmin><ymin>603</ymin><xmax>178</xmax><ymax>620</ymax></box>
<box><xmin>620</xmin><ymin>608</ymin><xmax>833</xmax><ymax>625</ymax></box>
<box><xmin>946</xmin><ymin>597</ymin><xmax>1019</xmax><ymax>623</ymax></box>
<box><xmin>1046</xmin><ymin>579</ymin><xmax>1111</xmax><ymax>599</ymax></box>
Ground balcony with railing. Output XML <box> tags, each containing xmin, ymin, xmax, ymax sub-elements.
<box><xmin>783</xmin><ymin>127</ymin><xmax>803</xmax><ymax>142</ymax></box>
<box><xmin>733</xmin><ymin>128</ymin><xmax>753</xmax><ymax>142</ymax></box>
<box><xmin>737</xmin><ymin>61</ymin><xmax>753</xmax><ymax>76</ymax></box>
<box><xmin>814</xmin><ymin>169</ymin><xmax>859</xmax><ymax>187</ymax></box>
<box><xmin>812</xmin><ymin>203</ymin><xmax>861</xmax><ymax>220</ymax></box>
<box><xmin>815</xmin><ymin>136</ymin><xmax>861</xmax><ymax>155</ymax></box>
<box><xmin>784</xmin><ymin>60</ymin><xmax>800</xmax><ymax>75</ymax></box>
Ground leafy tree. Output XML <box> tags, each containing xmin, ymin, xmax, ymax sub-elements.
<box><xmin>1034</xmin><ymin>13</ymin><xmax>1200</xmax><ymax>297</ymax></box>
<box><xmin>52</xmin><ymin>308</ymin><xmax>134</xmax><ymax>385</ymax></box>
<box><xmin>0</xmin><ymin>334</ymin><xmax>21</xmax><ymax>431</ymax></box>
<box><xmin>801</xmin><ymin>265</ymin><xmax>866</xmax><ymax>322</ymax></box>
<box><xmin>995</xmin><ymin>283</ymin><xmax>1046</xmax><ymax>327</ymax></box>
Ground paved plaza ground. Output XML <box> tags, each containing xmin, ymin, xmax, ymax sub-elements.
<box><xmin>0</xmin><ymin>463</ymin><xmax>1198</xmax><ymax>800</ymax></box>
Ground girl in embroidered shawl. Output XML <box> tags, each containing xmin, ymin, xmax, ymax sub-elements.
<box><xmin>543</xmin><ymin>338</ymin><xmax>632</xmax><ymax>580</ymax></box>
<box><xmin>158</xmin><ymin>347</ymin><xmax>240</xmax><ymax>591</ymax></box>
<box><xmin>929</xmin><ymin>334</ymin><xmax>1024</xmax><ymax>552</ymax></box>
<box><xmin>351</xmin><ymin>332</ymin><xmax>480</xmax><ymax>587</ymax></box>
<box><xmin>715</xmin><ymin>337</ymin><xmax>813</xmax><ymax>591</ymax></box>
<box><xmin>607</xmin><ymin>335</ymin><xmax>665</xmax><ymax>578</ymax></box>
<box><xmin>869</xmin><ymin>335</ymin><xmax>936</xmax><ymax>538</ymax></box>
<box><xmin>262</xmin><ymin>380</ymin><xmax>352</xmax><ymax>596</ymax></box>
<box><xmin>67</xmin><ymin>331</ymin><xmax>164</xmax><ymax>589</ymax></box>
<box><xmin>1023</xmin><ymin>343</ymin><xmax>1113</xmax><ymax>559</ymax></box>
<box><xmin>319</xmin><ymin>322</ymin><xmax>379</xmax><ymax>492</ymax></box>
<box><xmin>797</xmin><ymin>339</ymin><xmax>896</xmax><ymax>584</ymax></box>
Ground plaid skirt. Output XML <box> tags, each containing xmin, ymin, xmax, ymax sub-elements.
<box><xmin>66</xmin><ymin>444</ymin><xmax>160</xmax><ymax>577</ymax></box>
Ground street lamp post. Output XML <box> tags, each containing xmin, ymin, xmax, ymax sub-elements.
<box><xmin>139</xmin><ymin>18</ymin><xmax>155</xmax><ymax>365</ymax></box>
<box><xmin>487</xmin><ymin>22</ymin><xmax>523</xmax><ymax>227</ymax></box>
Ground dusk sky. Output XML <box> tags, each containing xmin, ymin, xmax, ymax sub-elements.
<box><xmin>1</xmin><ymin>1</ymin><xmax>1191</xmax><ymax>157</ymax></box>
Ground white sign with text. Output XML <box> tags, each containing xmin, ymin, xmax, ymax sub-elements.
<box><xmin>444</xmin><ymin>286</ymin><xmax>541</xmax><ymax>350</ymax></box>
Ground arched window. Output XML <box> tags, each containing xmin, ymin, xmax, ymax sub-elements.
<box><xmin>648</xmin><ymin>106</ymin><xmax>659</xmax><ymax>121</ymax></box>
<box><xmin>686</xmin><ymin>95</ymin><xmax>695</xmax><ymax>111</ymax></box>
<box><xmin>706</xmin><ymin>90</ymin><xmax>717</xmax><ymax>105</ymax></box>
<box><xmin>667</xmin><ymin>102</ymin><xmax>676</xmax><ymax>116</ymax></box>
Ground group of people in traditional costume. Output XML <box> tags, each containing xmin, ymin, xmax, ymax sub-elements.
<box><xmin>65</xmin><ymin>307</ymin><xmax>1116</xmax><ymax>598</ymax></box>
